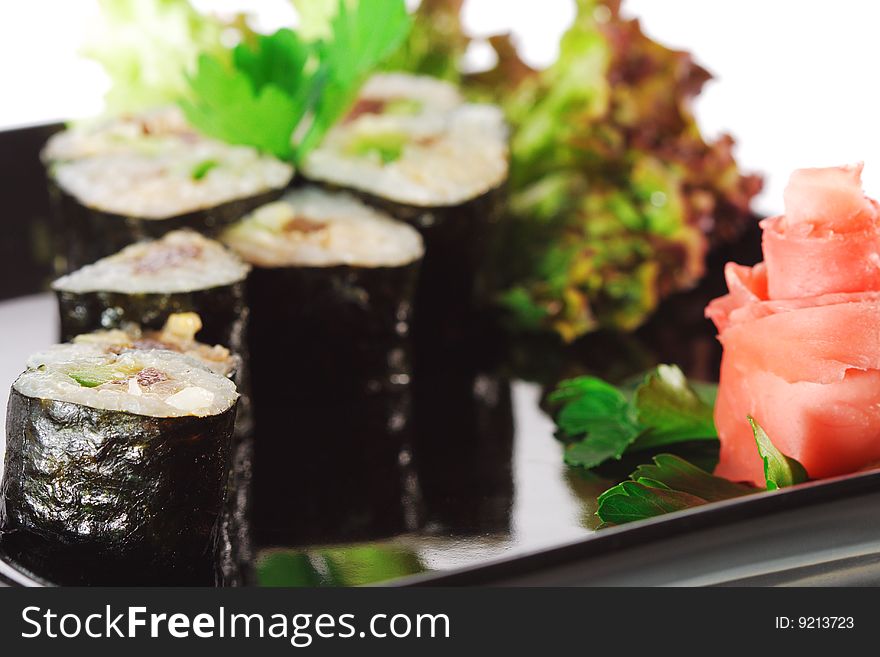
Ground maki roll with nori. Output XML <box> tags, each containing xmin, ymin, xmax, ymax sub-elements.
<box><xmin>300</xmin><ymin>73</ymin><xmax>509</xmax><ymax>347</ymax></box>
<box><xmin>222</xmin><ymin>187</ymin><xmax>424</xmax><ymax>544</ymax></box>
<box><xmin>0</xmin><ymin>349</ymin><xmax>238</xmax><ymax>585</ymax></box>
<box><xmin>222</xmin><ymin>186</ymin><xmax>424</xmax><ymax>404</ymax></box>
<box><xmin>42</xmin><ymin>107</ymin><xmax>294</xmax><ymax>272</ymax></box>
<box><xmin>52</xmin><ymin>230</ymin><xmax>250</xmax><ymax>353</ymax></box>
<box><xmin>35</xmin><ymin>317</ymin><xmax>254</xmax><ymax>583</ymax></box>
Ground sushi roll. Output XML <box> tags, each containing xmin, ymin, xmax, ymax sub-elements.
<box><xmin>32</xmin><ymin>316</ymin><xmax>255</xmax><ymax>584</ymax></box>
<box><xmin>42</xmin><ymin>107</ymin><xmax>294</xmax><ymax>272</ymax></box>
<box><xmin>222</xmin><ymin>187</ymin><xmax>424</xmax><ymax>544</ymax></box>
<box><xmin>222</xmin><ymin>186</ymin><xmax>424</xmax><ymax>404</ymax></box>
<box><xmin>52</xmin><ymin>230</ymin><xmax>250</xmax><ymax>353</ymax></box>
<box><xmin>300</xmin><ymin>72</ymin><xmax>509</xmax><ymax>347</ymax></box>
<box><xmin>0</xmin><ymin>349</ymin><xmax>238</xmax><ymax>585</ymax></box>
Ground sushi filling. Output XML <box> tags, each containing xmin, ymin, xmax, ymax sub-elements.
<box><xmin>346</xmin><ymin>73</ymin><xmax>465</xmax><ymax>120</ymax></box>
<box><xmin>222</xmin><ymin>187</ymin><xmax>424</xmax><ymax>268</ymax></box>
<box><xmin>43</xmin><ymin>107</ymin><xmax>293</xmax><ymax>219</ymax></box>
<box><xmin>14</xmin><ymin>350</ymin><xmax>238</xmax><ymax>418</ymax></box>
<box><xmin>29</xmin><ymin>313</ymin><xmax>236</xmax><ymax>378</ymax></box>
<box><xmin>302</xmin><ymin>73</ymin><xmax>508</xmax><ymax>207</ymax></box>
<box><xmin>52</xmin><ymin>230</ymin><xmax>250</xmax><ymax>294</ymax></box>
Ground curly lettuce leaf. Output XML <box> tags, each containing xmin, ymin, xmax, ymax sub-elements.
<box><xmin>381</xmin><ymin>0</ymin><xmax>469</xmax><ymax>82</ymax></box>
<box><xmin>391</xmin><ymin>0</ymin><xmax>762</xmax><ymax>340</ymax></box>
<box><xmin>83</xmin><ymin>0</ymin><xmax>227</xmax><ymax>114</ymax></box>
<box><xmin>291</xmin><ymin>0</ymin><xmax>340</xmax><ymax>41</ymax></box>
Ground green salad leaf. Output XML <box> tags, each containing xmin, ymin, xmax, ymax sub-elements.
<box><xmin>381</xmin><ymin>0</ymin><xmax>470</xmax><ymax>82</ymax></box>
<box><xmin>749</xmin><ymin>417</ymin><xmax>809</xmax><ymax>490</ymax></box>
<box><xmin>290</xmin><ymin>0</ymin><xmax>340</xmax><ymax>42</ymax></box>
<box><xmin>83</xmin><ymin>0</ymin><xmax>227</xmax><ymax>114</ymax></box>
<box><xmin>390</xmin><ymin>0</ymin><xmax>762</xmax><ymax>340</ymax></box>
<box><xmin>551</xmin><ymin>365</ymin><xmax>717</xmax><ymax>469</ymax></box>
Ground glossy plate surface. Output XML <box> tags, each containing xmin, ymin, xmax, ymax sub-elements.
<box><xmin>0</xmin><ymin>221</ymin><xmax>835</xmax><ymax>587</ymax></box>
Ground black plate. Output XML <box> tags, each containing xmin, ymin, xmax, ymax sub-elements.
<box><xmin>7</xmin><ymin>124</ymin><xmax>877</xmax><ymax>587</ymax></box>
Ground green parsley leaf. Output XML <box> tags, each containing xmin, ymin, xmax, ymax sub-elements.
<box><xmin>550</xmin><ymin>376</ymin><xmax>633</xmax><ymax>436</ymax></box>
<box><xmin>180</xmin><ymin>2</ymin><xmax>411</xmax><ymax>164</ymax></box>
<box><xmin>749</xmin><ymin>417</ymin><xmax>809</xmax><ymax>490</ymax></box>
<box><xmin>597</xmin><ymin>480</ymin><xmax>708</xmax><ymax>525</ymax></box>
<box><xmin>627</xmin><ymin>454</ymin><xmax>754</xmax><ymax>502</ymax></box>
<box><xmin>596</xmin><ymin>454</ymin><xmax>757</xmax><ymax>525</ymax></box>
<box><xmin>563</xmin><ymin>422</ymin><xmax>643</xmax><ymax>469</ymax></box>
<box><xmin>232</xmin><ymin>28</ymin><xmax>310</xmax><ymax>97</ymax></box>
<box><xmin>180</xmin><ymin>50</ymin><xmax>306</xmax><ymax>161</ymax></box>
<box><xmin>550</xmin><ymin>376</ymin><xmax>642</xmax><ymax>469</ymax></box>
<box><xmin>630</xmin><ymin>365</ymin><xmax>717</xmax><ymax>450</ymax></box>
<box><xmin>295</xmin><ymin>0</ymin><xmax>412</xmax><ymax>159</ymax></box>
<box><xmin>550</xmin><ymin>365</ymin><xmax>717</xmax><ymax>470</ymax></box>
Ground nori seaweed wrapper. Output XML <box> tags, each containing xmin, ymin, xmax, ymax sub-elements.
<box><xmin>246</xmin><ymin>262</ymin><xmax>419</xmax><ymax>405</ymax></box>
<box><xmin>56</xmin><ymin>279</ymin><xmax>255</xmax><ymax>561</ymax></box>
<box><xmin>216</xmin><ymin>435</ymin><xmax>255</xmax><ymax>586</ymax></box>
<box><xmin>308</xmin><ymin>181</ymin><xmax>507</xmax><ymax>349</ymax></box>
<box><xmin>0</xmin><ymin>388</ymin><xmax>236</xmax><ymax>585</ymax></box>
<box><xmin>56</xmin><ymin>281</ymin><xmax>247</xmax><ymax>356</ymax></box>
<box><xmin>48</xmin><ymin>178</ymin><xmax>285</xmax><ymax>274</ymax></box>
<box><xmin>252</xmin><ymin>393</ymin><xmax>416</xmax><ymax>546</ymax></box>
<box><xmin>247</xmin><ymin>262</ymin><xmax>421</xmax><ymax>545</ymax></box>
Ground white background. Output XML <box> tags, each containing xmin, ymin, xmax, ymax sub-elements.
<box><xmin>1</xmin><ymin>0</ymin><xmax>879</xmax><ymax>215</ymax></box>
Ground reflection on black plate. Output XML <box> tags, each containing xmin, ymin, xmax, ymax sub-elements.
<box><xmin>0</xmin><ymin>218</ymin><xmax>764</xmax><ymax>587</ymax></box>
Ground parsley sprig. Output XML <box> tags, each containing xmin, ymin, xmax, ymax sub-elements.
<box><xmin>596</xmin><ymin>418</ymin><xmax>808</xmax><ymax>525</ymax></box>
<box><xmin>180</xmin><ymin>0</ymin><xmax>411</xmax><ymax>163</ymax></box>
<box><xmin>550</xmin><ymin>365</ymin><xmax>717</xmax><ymax>470</ymax></box>
<box><xmin>550</xmin><ymin>367</ymin><xmax>809</xmax><ymax>525</ymax></box>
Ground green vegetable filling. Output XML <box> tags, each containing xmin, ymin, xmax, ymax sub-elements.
<box><xmin>384</xmin><ymin>98</ymin><xmax>423</xmax><ymax>116</ymax></box>
<box><xmin>191</xmin><ymin>159</ymin><xmax>219</xmax><ymax>180</ymax></box>
<box><xmin>66</xmin><ymin>364</ymin><xmax>140</xmax><ymax>388</ymax></box>
<box><xmin>346</xmin><ymin>131</ymin><xmax>408</xmax><ymax>164</ymax></box>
